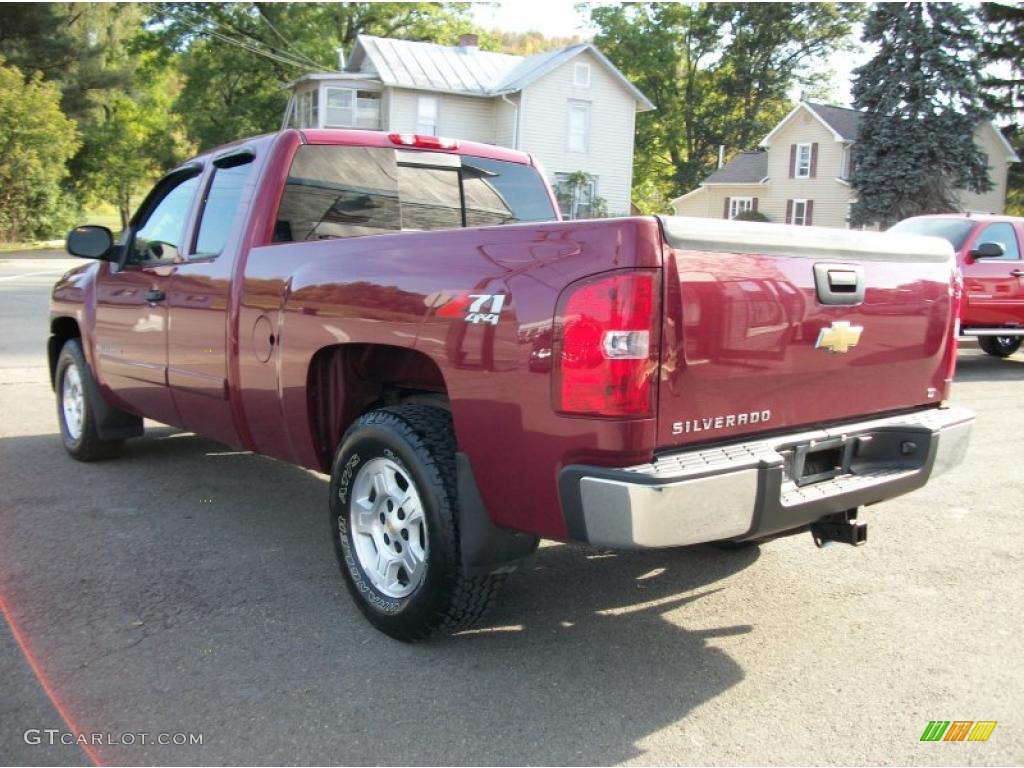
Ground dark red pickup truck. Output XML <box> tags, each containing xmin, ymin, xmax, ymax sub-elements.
<box><xmin>50</xmin><ymin>129</ymin><xmax>973</xmax><ymax>640</ymax></box>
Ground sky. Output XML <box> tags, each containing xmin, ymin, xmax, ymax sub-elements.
<box><xmin>470</xmin><ymin>1</ymin><xmax>873</xmax><ymax>107</ymax></box>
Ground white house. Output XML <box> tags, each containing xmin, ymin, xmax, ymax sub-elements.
<box><xmin>283</xmin><ymin>34</ymin><xmax>655</xmax><ymax>217</ymax></box>
<box><xmin>672</xmin><ymin>101</ymin><xmax>1020</xmax><ymax>228</ymax></box>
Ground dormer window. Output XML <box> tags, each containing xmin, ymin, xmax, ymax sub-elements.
<box><xmin>574</xmin><ymin>62</ymin><xmax>591</xmax><ymax>88</ymax></box>
<box><xmin>795</xmin><ymin>143</ymin><xmax>813</xmax><ymax>178</ymax></box>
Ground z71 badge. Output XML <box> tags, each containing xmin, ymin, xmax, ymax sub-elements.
<box><xmin>436</xmin><ymin>292</ymin><xmax>506</xmax><ymax>326</ymax></box>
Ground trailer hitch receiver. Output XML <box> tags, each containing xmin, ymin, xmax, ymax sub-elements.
<box><xmin>811</xmin><ymin>510</ymin><xmax>867</xmax><ymax>548</ymax></box>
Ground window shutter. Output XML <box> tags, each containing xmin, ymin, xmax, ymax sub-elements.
<box><xmin>806</xmin><ymin>200</ymin><xmax>814</xmax><ymax>226</ymax></box>
<box><xmin>848</xmin><ymin>148</ymin><xmax>856</xmax><ymax>178</ymax></box>
<box><xmin>752</xmin><ymin>197</ymin><xmax>759</xmax><ymax>212</ymax></box>
<box><xmin>785</xmin><ymin>199</ymin><xmax>793</xmax><ymax>224</ymax></box>
<box><xmin>723</xmin><ymin>197</ymin><xmax>731</xmax><ymax>219</ymax></box>
<box><xmin>789</xmin><ymin>144</ymin><xmax>796</xmax><ymax>178</ymax></box>
<box><xmin>810</xmin><ymin>143</ymin><xmax>819</xmax><ymax>178</ymax></box>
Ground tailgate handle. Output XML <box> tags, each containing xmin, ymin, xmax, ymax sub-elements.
<box><xmin>814</xmin><ymin>264</ymin><xmax>865</xmax><ymax>306</ymax></box>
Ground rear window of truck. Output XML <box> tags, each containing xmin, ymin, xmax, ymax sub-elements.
<box><xmin>273</xmin><ymin>145</ymin><xmax>557</xmax><ymax>243</ymax></box>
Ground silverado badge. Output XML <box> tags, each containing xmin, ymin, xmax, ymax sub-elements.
<box><xmin>815</xmin><ymin>321</ymin><xmax>864</xmax><ymax>354</ymax></box>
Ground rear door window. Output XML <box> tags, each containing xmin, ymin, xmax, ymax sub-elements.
<box><xmin>194</xmin><ymin>155</ymin><xmax>254</xmax><ymax>258</ymax></box>
<box><xmin>274</xmin><ymin>146</ymin><xmax>556</xmax><ymax>242</ymax></box>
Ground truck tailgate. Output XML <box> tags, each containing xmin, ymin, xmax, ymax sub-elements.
<box><xmin>656</xmin><ymin>216</ymin><xmax>957</xmax><ymax>450</ymax></box>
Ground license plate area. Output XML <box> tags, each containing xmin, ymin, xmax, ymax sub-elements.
<box><xmin>790</xmin><ymin>437</ymin><xmax>853</xmax><ymax>487</ymax></box>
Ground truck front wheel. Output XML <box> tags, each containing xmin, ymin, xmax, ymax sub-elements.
<box><xmin>55</xmin><ymin>339</ymin><xmax>125</xmax><ymax>461</ymax></box>
<box><xmin>978</xmin><ymin>336</ymin><xmax>1021</xmax><ymax>358</ymax></box>
<box><xmin>329</xmin><ymin>405</ymin><xmax>505</xmax><ymax>641</ymax></box>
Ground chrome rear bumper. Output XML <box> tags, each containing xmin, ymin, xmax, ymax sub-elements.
<box><xmin>559</xmin><ymin>407</ymin><xmax>974</xmax><ymax>548</ymax></box>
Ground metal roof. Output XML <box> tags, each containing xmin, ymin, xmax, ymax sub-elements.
<box><xmin>704</xmin><ymin>151</ymin><xmax>769</xmax><ymax>184</ymax></box>
<box><xmin>346</xmin><ymin>35</ymin><xmax>654</xmax><ymax>110</ymax></box>
<box><xmin>350</xmin><ymin>36</ymin><xmax>520</xmax><ymax>96</ymax></box>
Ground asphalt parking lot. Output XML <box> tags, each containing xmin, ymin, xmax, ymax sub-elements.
<box><xmin>1</xmin><ymin>253</ymin><xmax>1021</xmax><ymax>766</ymax></box>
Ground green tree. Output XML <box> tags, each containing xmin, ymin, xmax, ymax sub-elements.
<box><xmin>590</xmin><ymin>3</ymin><xmax>861</xmax><ymax>207</ymax></box>
<box><xmin>0</xmin><ymin>3</ymin><xmax>184</xmax><ymax>226</ymax></box>
<box><xmin>850</xmin><ymin>3</ymin><xmax>992</xmax><ymax>227</ymax></box>
<box><xmin>142</xmin><ymin>2</ymin><xmax>478</xmax><ymax>149</ymax></box>
<box><xmin>76</xmin><ymin>60</ymin><xmax>192</xmax><ymax>229</ymax></box>
<box><xmin>980</xmin><ymin>1</ymin><xmax>1023</xmax><ymax>215</ymax></box>
<box><xmin>0</xmin><ymin>58</ymin><xmax>80</xmax><ymax>241</ymax></box>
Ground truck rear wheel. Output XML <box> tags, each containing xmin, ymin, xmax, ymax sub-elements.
<box><xmin>329</xmin><ymin>405</ymin><xmax>504</xmax><ymax>641</ymax></box>
<box><xmin>55</xmin><ymin>339</ymin><xmax>125</xmax><ymax>461</ymax></box>
<box><xmin>978</xmin><ymin>335</ymin><xmax>1021</xmax><ymax>358</ymax></box>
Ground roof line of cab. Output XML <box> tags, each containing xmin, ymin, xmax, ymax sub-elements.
<box><xmin>179</xmin><ymin>128</ymin><xmax>535</xmax><ymax>171</ymax></box>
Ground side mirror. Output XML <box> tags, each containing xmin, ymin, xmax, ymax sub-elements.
<box><xmin>970</xmin><ymin>241</ymin><xmax>1005</xmax><ymax>259</ymax></box>
<box><xmin>66</xmin><ymin>225</ymin><xmax>114</xmax><ymax>260</ymax></box>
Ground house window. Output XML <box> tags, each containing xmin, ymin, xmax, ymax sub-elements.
<box><xmin>554</xmin><ymin>172</ymin><xmax>597</xmax><ymax>219</ymax></box>
<box><xmin>729</xmin><ymin>197</ymin><xmax>754</xmax><ymax>219</ymax></box>
<box><xmin>292</xmin><ymin>90</ymin><xmax>319</xmax><ymax>129</ymax></box>
<box><xmin>792</xmin><ymin>199</ymin><xmax>810</xmax><ymax>226</ymax></box>
<box><xmin>568</xmin><ymin>101</ymin><xmax>590</xmax><ymax>153</ymax></box>
<box><xmin>573</xmin><ymin>62</ymin><xmax>591</xmax><ymax>87</ymax></box>
<box><xmin>355</xmin><ymin>92</ymin><xmax>381</xmax><ymax>129</ymax></box>
<box><xmin>417</xmin><ymin>96</ymin><xmax>438</xmax><ymax>135</ymax></box>
<box><xmin>795</xmin><ymin>143</ymin><xmax>812</xmax><ymax>178</ymax></box>
<box><xmin>325</xmin><ymin>88</ymin><xmax>353</xmax><ymax>127</ymax></box>
<box><xmin>324</xmin><ymin>87</ymin><xmax>381</xmax><ymax>129</ymax></box>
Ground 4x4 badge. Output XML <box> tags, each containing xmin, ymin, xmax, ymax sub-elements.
<box><xmin>436</xmin><ymin>292</ymin><xmax>506</xmax><ymax>326</ymax></box>
<box><xmin>816</xmin><ymin>321</ymin><xmax>863</xmax><ymax>353</ymax></box>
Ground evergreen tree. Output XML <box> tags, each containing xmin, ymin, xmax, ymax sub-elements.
<box><xmin>850</xmin><ymin>3</ymin><xmax>992</xmax><ymax>227</ymax></box>
<box><xmin>980</xmin><ymin>1</ymin><xmax>1023</xmax><ymax>215</ymax></box>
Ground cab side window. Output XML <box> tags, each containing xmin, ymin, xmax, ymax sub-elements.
<box><xmin>128</xmin><ymin>174</ymin><xmax>200</xmax><ymax>265</ymax></box>
<box><xmin>193</xmin><ymin>157</ymin><xmax>254</xmax><ymax>258</ymax></box>
<box><xmin>975</xmin><ymin>222</ymin><xmax>1020</xmax><ymax>261</ymax></box>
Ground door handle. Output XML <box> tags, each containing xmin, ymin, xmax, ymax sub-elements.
<box><xmin>145</xmin><ymin>289</ymin><xmax>166</xmax><ymax>303</ymax></box>
<box><xmin>1010</xmin><ymin>269</ymin><xmax>1024</xmax><ymax>277</ymax></box>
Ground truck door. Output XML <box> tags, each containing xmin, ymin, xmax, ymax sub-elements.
<box><xmin>962</xmin><ymin>221</ymin><xmax>1024</xmax><ymax>327</ymax></box>
<box><xmin>93</xmin><ymin>171</ymin><xmax>201</xmax><ymax>427</ymax></box>
<box><xmin>166</xmin><ymin>152</ymin><xmax>256</xmax><ymax>448</ymax></box>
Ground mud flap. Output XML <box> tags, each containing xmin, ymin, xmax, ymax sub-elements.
<box><xmin>456</xmin><ymin>452</ymin><xmax>538</xmax><ymax>576</ymax></box>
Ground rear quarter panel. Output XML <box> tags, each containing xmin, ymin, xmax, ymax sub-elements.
<box><xmin>239</xmin><ymin>217</ymin><xmax>665</xmax><ymax>540</ymax></box>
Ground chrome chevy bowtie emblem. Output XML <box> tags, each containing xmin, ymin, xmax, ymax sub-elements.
<box><xmin>815</xmin><ymin>321</ymin><xmax>863</xmax><ymax>354</ymax></box>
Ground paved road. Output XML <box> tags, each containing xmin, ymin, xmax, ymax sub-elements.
<box><xmin>1</xmin><ymin>254</ymin><xmax>1021</xmax><ymax>766</ymax></box>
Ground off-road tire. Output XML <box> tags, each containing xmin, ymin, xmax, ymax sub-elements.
<box><xmin>55</xmin><ymin>339</ymin><xmax>125</xmax><ymax>461</ymax></box>
<box><xmin>330</xmin><ymin>405</ymin><xmax>505</xmax><ymax>641</ymax></box>
<box><xmin>978</xmin><ymin>335</ymin><xmax>1021</xmax><ymax>358</ymax></box>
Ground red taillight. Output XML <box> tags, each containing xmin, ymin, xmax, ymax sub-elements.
<box><xmin>554</xmin><ymin>270</ymin><xmax>659</xmax><ymax>417</ymax></box>
<box><xmin>946</xmin><ymin>267</ymin><xmax>963</xmax><ymax>382</ymax></box>
<box><xmin>388</xmin><ymin>132</ymin><xmax>459</xmax><ymax>150</ymax></box>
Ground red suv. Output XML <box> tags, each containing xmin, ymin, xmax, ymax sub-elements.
<box><xmin>891</xmin><ymin>214</ymin><xmax>1024</xmax><ymax>357</ymax></box>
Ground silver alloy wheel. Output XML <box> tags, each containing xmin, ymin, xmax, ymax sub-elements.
<box><xmin>997</xmin><ymin>336</ymin><xmax>1015</xmax><ymax>348</ymax></box>
<box><xmin>349</xmin><ymin>456</ymin><xmax>429</xmax><ymax>599</ymax></box>
<box><xmin>61</xmin><ymin>363</ymin><xmax>85</xmax><ymax>441</ymax></box>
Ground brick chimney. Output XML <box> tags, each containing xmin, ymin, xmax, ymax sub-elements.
<box><xmin>458</xmin><ymin>34</ymin><xmax>479</xmax><ymax>51</ymax></box>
